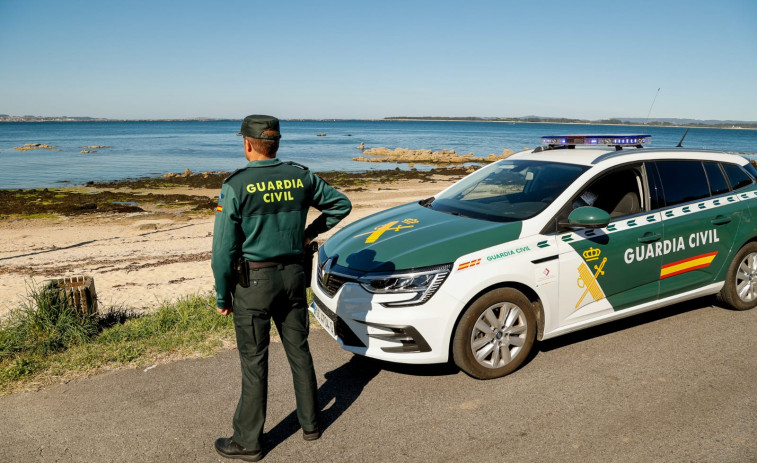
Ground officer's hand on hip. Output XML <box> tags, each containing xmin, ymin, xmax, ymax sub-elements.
<box><xmin>217</xmin><ymin>307</ymin><xmax>233</xmax><ymax>316</ymax></box>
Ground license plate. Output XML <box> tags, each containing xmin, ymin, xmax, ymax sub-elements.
<box><xmin>311</xmin><ymin>302</ymin><xmax>337</xmax><ymax>339</ymax></box>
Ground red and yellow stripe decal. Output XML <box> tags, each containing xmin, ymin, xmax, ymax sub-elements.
<box><xmin>216</xmin><ymin>205</ymin><xmax>223</xmax><ymax>212</ymax></box>
<box><xmin>660</xmin><ymin>251</ymin><xmax>718</xmax><ymax>279</ymax></box>
<box><xmin>458</xmin><ymin>258</ymin><xmax>481</xmax><ymax>271</ymax></box>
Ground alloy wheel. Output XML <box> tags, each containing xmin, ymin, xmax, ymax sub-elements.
<box><xmin>736</xmin><ymin>251</ymin><xmax>757</xmax><ymax>303</ymax></box>
<box><xmin>470</xmin><ymin>302</ymin><xmax>528</xmax><ymax>369</ymax></box>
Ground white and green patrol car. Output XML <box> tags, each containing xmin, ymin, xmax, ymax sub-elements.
<box><xmin>310</xmin><ymin>135</ymin><xmax>757</xmax><ymax>379</ymax></box>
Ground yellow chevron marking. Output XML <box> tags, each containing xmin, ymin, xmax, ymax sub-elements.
<box><xmin>354</xmin><ymin>220</ymin><xmax>418</xmax><ymax>244</ymax></box>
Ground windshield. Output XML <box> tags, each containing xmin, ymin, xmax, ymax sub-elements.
<box><xmin>425</xmin><ymin>159</ymin><xmax>589</xmax><ymax>222</ymax></box>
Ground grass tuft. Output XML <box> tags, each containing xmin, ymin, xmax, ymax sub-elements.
<box><xmin>0</xmin><ymin>288</ymin><xmax>236</xmax><ymax>395</ymax></box>
<box><xmin>0</xmin><ymin>285</ymin><xmax>98</xmax><ymax>358</ymax></box>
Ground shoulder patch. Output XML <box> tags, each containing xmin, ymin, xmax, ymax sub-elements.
<box><xmin>223</xmin><ymin>168</ymin><xmax>247</xmax><ymax>184</ymax></box>
<box><xmin>283</xmin><ymin>161</ymin><xmax>309</xmax><ymax>170</ymax></box>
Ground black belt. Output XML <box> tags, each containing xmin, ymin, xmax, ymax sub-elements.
<box><xmin>247</xmin><ymin>254</ymin><xmax>302</xmax><ymax>269</ymax></box>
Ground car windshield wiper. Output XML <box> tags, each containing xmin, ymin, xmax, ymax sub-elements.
<box><xmin>421</xmin><ymin>197</ymin><xmax>472</xmax><ymax>218</ymax></box>
<box><xmin>441</xmin><ymin>209</ymin><xmax>469</xmax><ymax>218</ymax></box>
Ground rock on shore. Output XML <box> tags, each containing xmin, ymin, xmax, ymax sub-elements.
<box><xmin>354</xmin><ymin>147</ymin><xmax>514</xmax><ymax>165</ymax></box>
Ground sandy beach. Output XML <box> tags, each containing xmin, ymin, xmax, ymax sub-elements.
<box><xmin>0</xmin><ymin>175</ymin><xmax>459</xmax><ymax>318</ymax></box>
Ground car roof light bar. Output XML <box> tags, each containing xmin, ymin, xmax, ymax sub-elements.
<box><xmin>541</xmin><ymin>135</ymin><xmax>652</xmax><ymax>147</ymax></box>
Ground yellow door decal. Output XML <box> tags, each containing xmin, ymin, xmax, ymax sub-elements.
<box><xmin>576</xmin><ymin>257</ymin><xmax>607</xmax><ymax>309</ymax></box>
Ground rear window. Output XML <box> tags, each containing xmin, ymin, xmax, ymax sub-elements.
<box><xmin>723</xmin><ymin>163</ymin><xmax>754</xmax><ymax>190</ymax></box>
<box><xmin>655</xmin><ymin>160</ymin><xmax>710</xmax><ymax>206</ymax></box>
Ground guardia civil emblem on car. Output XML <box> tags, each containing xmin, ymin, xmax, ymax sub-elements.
<box><xmin>309</xmin><ymin>134</ymin><xmax>757</xmax><ymax>379</ymax></box>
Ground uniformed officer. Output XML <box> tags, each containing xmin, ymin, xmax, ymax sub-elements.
<box><xmin>212</xmin><ymin>115</ymin><xmax>352</xmax><ymax>461</ymax></box>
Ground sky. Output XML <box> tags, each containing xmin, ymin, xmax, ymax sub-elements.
<box><xmin>1</xmin><ymin>0</ymin><xmax>756</xmax><ymax>121</ymax></box>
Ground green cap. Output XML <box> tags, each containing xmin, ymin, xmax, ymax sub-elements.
<box><xmin>237</xmin><ymin>115</ymin><xmax>282</xmax><ymax>139</ymax></box>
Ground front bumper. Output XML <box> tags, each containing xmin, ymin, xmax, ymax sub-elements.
<box><xmin>309</xmin><ymin>271</ymin><xmax>462</xmax><ymax>364</ymax></box>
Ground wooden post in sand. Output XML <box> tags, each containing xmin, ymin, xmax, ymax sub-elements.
<box><xmin>48</xmin><ymin>276</ymin><xmax>98</xmax><ymax>315</ymax></box>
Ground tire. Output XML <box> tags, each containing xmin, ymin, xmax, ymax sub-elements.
<box><xmin>452</xmin><ymin>288</ymin><xmax>536</xmax><ymax>379</ymax></box>
<box><xmin>717</xmin><ymin>242</ymin><xmax>757</xmax><ymax>311</ymax></box>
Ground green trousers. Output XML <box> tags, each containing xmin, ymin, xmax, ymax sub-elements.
<box><xmin>231</xmin><ymin>262</ymin><xmax>318</xmax><ymax>451</ymax></box>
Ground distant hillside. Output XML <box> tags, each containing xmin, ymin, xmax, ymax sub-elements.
<box><xmin>0</xmin><ymin>115</ymin><xmax>112</xmax><ymax>122</ymax></box>
<box><xmin>385</xmin><ymin>116</ymin><xmax>757</xmax><ymax>129</ymax></box>
<box><xmin>614</xmin><ymin>117</ymin><xmax>756</xmax><ymax>126</ymax></box>
<box><xmin>0</xmin><ymin>115</ymin><xmax>227</xmax><ymax>122</ymax></box>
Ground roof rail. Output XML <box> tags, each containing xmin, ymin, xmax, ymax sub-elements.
<box><xmin>591</xmin><ymin>147</ymin><xmax>730</xmax><ymax>165</ymax></box>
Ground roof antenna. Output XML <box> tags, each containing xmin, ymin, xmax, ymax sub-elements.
<box><xmin>644</xmin><ymin>88</ymin><xmax>660</xmax><ymax>125</ymax></box>
<box><xmin>675</xmin><ymin>128</ymin><xmax>689</xmax><ymax>148</ymax></box>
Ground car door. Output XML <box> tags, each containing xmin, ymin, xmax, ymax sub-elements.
<box><xmin>651</xmin><ymin>160</ymin><xmax>742</xmax><ymax>299</ymax></box>
<box><xmin>555</xmin><ymin>163</ymin><xmax>663</xmax><ymax>327</ymax></box>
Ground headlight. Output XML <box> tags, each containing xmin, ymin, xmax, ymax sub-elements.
<box><xmin>357</xmin><ymin>264</ymin><xmax>452</xmax><ymax>307</ymax></box>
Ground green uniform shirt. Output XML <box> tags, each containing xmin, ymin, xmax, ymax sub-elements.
<box><xmin>211</xmin><ymin>158</ymin><xmax>352</xmax><ymax>308</ymax></box>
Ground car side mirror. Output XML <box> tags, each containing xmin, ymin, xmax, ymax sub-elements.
<box><xmin>567</xmin><ymin>206</ymin><xmax>611</xmax><ymax>229</ymax></box>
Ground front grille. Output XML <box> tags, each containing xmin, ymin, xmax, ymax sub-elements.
<box><xmin>323</xmin><ymin>272</ymin><xmax>350</xmax><ymax>296</ymax></box>
<box><xmin>318</xmin><ymin>267</ymin><xmax>359</xmax><ymax>297</ymax></box>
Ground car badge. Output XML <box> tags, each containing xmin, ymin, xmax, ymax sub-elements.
<box><xmin>320</xmin><ymin>257</ymin><xmax>334</xmax><ymax>287</ymax></box>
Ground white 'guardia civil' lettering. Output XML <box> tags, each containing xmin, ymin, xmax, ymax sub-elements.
<box><xmin>624</xmin><ymin>229</ymin><xmax>720</xmax><ymax>264</ymax></box>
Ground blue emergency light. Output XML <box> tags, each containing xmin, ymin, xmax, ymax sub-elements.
<box><xmin>541</xmin><ymin>135</ymin><xmax>652</xmax><ymax>146</ymax></box>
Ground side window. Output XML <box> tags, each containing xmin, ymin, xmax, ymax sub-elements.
<box><xmin>655</xmin><ymin>160</ymin><xmax>710</xmax><ymax>206</ymax></box>
<box><xmin>703</xmin><ymin>162</ymin><xmax>729</xmax><ymax>196</ymax></box>
<box><xmin>645</xmin><ymin>161</ymin><xmax>664</xmax><ymax>210</ymax></box>
<box><xmin>744</xmin><ymin>162</ymin><xmax>757</xmax><ymax>179</ymax></box>
<box><xmin>575</xmin><ymin>167</ymin><xmax>644</xmax><ymax>218</ymax></box>
<box><xmin>722</xmin><ymin>163</ymin><xmax>754</xmax><ymax>190</ymax></box>
<box><xmin>553</xmin><ymin>165</ymin><xmax>644</xmax><ymax>232</ymax></box>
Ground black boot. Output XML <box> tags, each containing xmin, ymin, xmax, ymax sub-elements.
<box><xmin>303</xmin><ymin>427</ymin><xmax>321</xmax><ymax>441</ymax></box>
<box><xmin>214</xmin><ymin>437</ymin><xmax>263</xmax><ymax>461</ymax></box>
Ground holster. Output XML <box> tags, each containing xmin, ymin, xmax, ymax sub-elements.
<box><xmin>235</xmin><ymin>256</ymin><xmax>250</xmax><ymax>288</ymax></box>
<box><xmin>303</xmin><ymin>242</ymin><xmax>318</xmax><ymax>289</ymax></box>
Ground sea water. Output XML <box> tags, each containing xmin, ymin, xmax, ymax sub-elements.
<box><xmin>0</xmin><ymin>120</ymin><xmax>755</xmax><ymax>189</ymax></box>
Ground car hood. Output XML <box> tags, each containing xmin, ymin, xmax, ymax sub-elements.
<box><xmin>322</xmin><ymin>201</ymin><xmax>522</xmax><ymax>272</ymax></box>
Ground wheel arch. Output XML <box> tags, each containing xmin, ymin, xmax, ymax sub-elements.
<box><xmin>447</xmin><ymin>281</ymin><xmax>545</xmax><ymax>361</ymax></box>
<box><xmin>714</xmin><ymin>221</ymin><xmax>757</xmax><ymax>282</ymax></box>
<box><xmin>727</xmin><ymin>234</ymin><xmax>757</xmax><ymax>270</ymax></box>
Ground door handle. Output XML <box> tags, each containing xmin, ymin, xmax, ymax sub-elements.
<box><xmin>711</xmin><ymin>216</ymin><xmax>732</xmax><ymax>225</ymax></box>
<box><xmin>638</xmin><ymin>232</ymin><xmax>661</xmax><ymax>243</ymax></box>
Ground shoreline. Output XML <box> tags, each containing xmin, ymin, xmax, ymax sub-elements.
<box><xmin>0</xmin><ymin>166</ymin><xmax>476</xmax><ymax>194</ymax></box>
<box><xmin>0</xmin><ymin>167</ymin><xmax>473</xmax><ymax>217</ymax></box>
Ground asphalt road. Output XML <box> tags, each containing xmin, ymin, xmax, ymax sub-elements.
<box><xmin>1</xmin><ymin>297</ymin><xmax>755</xmax><ymax>463</ymax></box>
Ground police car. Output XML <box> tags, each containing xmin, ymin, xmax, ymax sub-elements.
<box><xmin>310</xmin><ymin>135</ymin><xmax>757</xmax><ymax>379</ymax></box>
